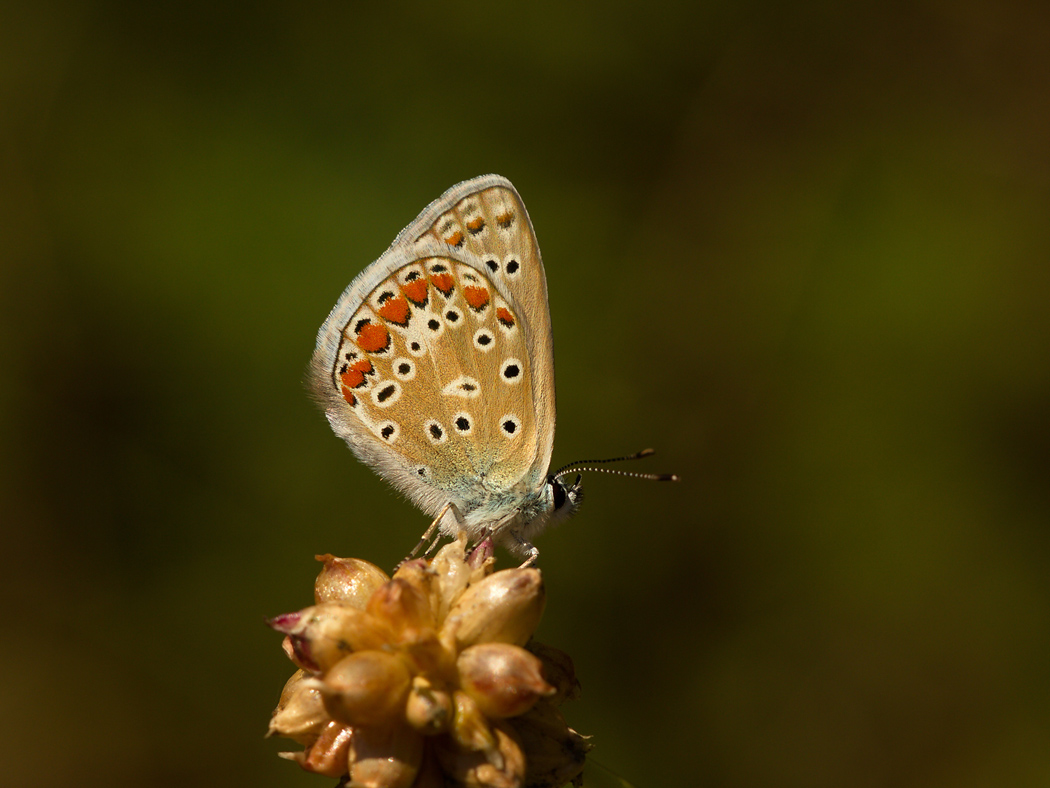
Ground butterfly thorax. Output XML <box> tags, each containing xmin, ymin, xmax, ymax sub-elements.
<box><xmin>454</xmin><ymin>473</ymin><xmax>582</xmax><ymax>557</ymax></box>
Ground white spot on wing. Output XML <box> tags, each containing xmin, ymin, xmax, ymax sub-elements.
<box><xmin>442</xmin><ymin>376</ymin><xmax>481</xmax><ymax>399</ymax></box>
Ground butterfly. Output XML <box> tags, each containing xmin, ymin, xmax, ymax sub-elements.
<box><xmin>310</xmin><ymin>175</ymin><xmax>674</xmax><ymax>564</ymax></box>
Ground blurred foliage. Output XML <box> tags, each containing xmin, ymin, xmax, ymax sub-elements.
<box><xmin>3</xmin><ymin>1</ymin><xmax>1050</xmax><ymax>787</ymax></box>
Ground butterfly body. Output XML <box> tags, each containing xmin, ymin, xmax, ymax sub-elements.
<box><xmin>310</xmin><ymin>175</ymin><xmax>579</xmax><ymax>559</ymax></box>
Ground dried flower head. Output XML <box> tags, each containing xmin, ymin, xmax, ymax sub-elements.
<box><xmin>268</xmin><ymin>535</ymin><xmax>591</xmax><ymax>788</ymax></box>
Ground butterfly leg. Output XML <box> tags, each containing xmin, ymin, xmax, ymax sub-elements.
<box><xmin>490</xmin><ymin>515</ymin><xmax>541</xmax><ymax>568</ymax></box>
<box><xmin>405</xmin><ymin>501</ymin><xmax>464</xmax><ymax>562</ymax></box>
<box><xmin>513</xmin><ymin>537</ymin><xmax>540</xmax><ymax>568</ymax></box>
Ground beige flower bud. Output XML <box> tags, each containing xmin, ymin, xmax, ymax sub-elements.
<box><xmin>318</xmin><ymin>650</ymin><xmax>412</xmax><ymax>728</ymax></box>
<box><xmin>450</xmin><ymin>690</ymin><xmax>498</xmax><ymax>754</ymax></box>
<box><xmin>271</xmin><ymin>604</ymin><xmax>390</xmax><ymax>672</ymax></box>
<box><xmin>442</xmin><ymin>569</ymin><xmax>545</xmax><ymax>650</ymax></box>
<box><xmin>349</xmin><ymin>720</ymin><xmax>424</xmax><ymax>788</ymax></box>
<box><xmin>436</xmin><ymin>720</ymin><xmax>526</xmax><ymax>788</ymax></box>
<box><xmin>268</xmin><ymin>669</ymin><xmax>328</xmax><ymax>745</ymax></box>
<box><xmin>457</xmin><ymin>643</ymin><xmax>555</xmax><ymax>719</ymax></box>
<box><xmin>428</xmin><ymin>533</ymin><xmax>473</xmax><ymax>619</ymax></box>
<box><xmin>278</xmin><ymin>720</ymin><xmax>353</xmax><ymax>778</ymax></box>
<box><xmin>367</xmin><ymin>577</ymin><xmax>435</xmax><ymax>637</ymax></box>
<box><xmin>314</xmin><ymin>555</ymin><xmax>389</xmax><ymax>607</ymax></box>
<box><xmin>391</xmin><ymin>558</ymin><xmax>441</xmax><ymax>621</ymax></box>
<box><xmin>405</xmin><ymin>676</ymin><xmax>453</xmax><ymax>735</ymax></box>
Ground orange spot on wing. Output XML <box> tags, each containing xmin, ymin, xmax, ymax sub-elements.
<box><xmin>401</xmin><ymin>278</ymin><xmax>428</xmax><ymax>305</ymax></box>
<box><xmin>378</xmin><ymin>295</ymin><xmax>410</xmax><ymax>326</ymax></box>
<box><xmin>355</xmin><ymin>321</ymin><xmax>390</xmax><ymax>353</ymax></box>
<box><xmin>340</xmin><ymin>359</ymin><xmax>374</xmax><ymax>389</ymax></box>
<box><xmin>444</xmin><ymin>230</ymin><xmax>464</xmax><ymax>247</ymax></box>
<box><xmin>463</xmin><ymin>285</ymin><xmax>490</xmax><ymax>311</ymax></box>
<box><xmin>496</xmin><ymin>307</ymin><xmax>515</xmax><ymax>327</ymax></box>
<box><xmin>430</xmin><ymin>272</ymin><xmax>454</xmax><ymax>296</ymax></box>
<box><xmin>340</xmin><ymin>386</ymin><xmax>356</xmax><ymax>406</ymax></box>
<box><xmin>466</xmin><ymin>217</ymin><xmax>485</xmax><ymax>234</ymax></box>
<box><xmin>496</xmin><ymin>211</ymin><xmax>514</xmax><ymax>228</ymax></box>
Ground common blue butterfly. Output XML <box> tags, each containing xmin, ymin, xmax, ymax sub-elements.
<box><xmin>310</xmin><ymin>175</ymin><xmax>673</xmax><ymax>564</ymax></box>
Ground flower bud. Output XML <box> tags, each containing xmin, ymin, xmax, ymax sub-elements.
<box><xmin>450</xmin><ymin>690</ymin><xmax>497</xmax><ymax>754</ymax></box>
<box><xmin>367</xmin><ymin>578</ymin><xmax>434</xmax><ymax>637</ymax></box>
<box><xmin>270</xmin><ymin>603</ymin><xmax>390</xmax><ymax>672</ymax></box>
<box><xmin>428</xmin><ymin>535</ymin><xmax>472</xmax><ymax>619</ymax></box>
<box><xmin>436</xmin><ymin>720</ymin><xmax>526</xmax><ymax>788</ymax></box>
<box><xmin>268</xmin><ymin>669</ymin><xmax>328</xmax><ymax>745</ymax></box>
<box><xmin>392</xmin><ymin>559</ymin><xmax>440</xmax><ymax>624</ymax></box>
<box><xmin>457</xmin><ymin>643</ymin><xmax>555</xmax><ymax>719</ymax></box>
<box><xmin>314</xmin><ymin>555</ymin><xmax>389</xmax><ymax>607</ymax></box>
<box><xmin>468</xmin><ymin>536</ymin><xmax>495</xmax><ymax>566</ymax></box>
<box><xmin>278</xmin><ymin>720</ymin><xmax>353</xmax><ymax>778</ymax></box>
<box><xmin>349</xmin><ymin>720</ymin><xmax>424</xmax><ymax>788</ymax></box>
<box><xmin>405</xmin><ymin>676</ymin><xmax>453</xmax><ymax>735</ymax></box>
<box><xmin>443</xmin><ymin>569</ymin><xmax>545</xmax><ymax>650</ymax></box>
<box><xmin>319</xmin><ymin>651</ymin><xmax>412</xmax><ymax>728</ymax></box>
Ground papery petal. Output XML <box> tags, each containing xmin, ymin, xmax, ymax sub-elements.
<box><xmin>314</xmin><ymin>555</ymin><xmax>390</xmax><ymax>607</ymax></box>
<box><xmin>348</xmin><ymin>720</ymin><xmax>424</xmax><ymax>788</ymax></box>
<box><xmin>428</xmin><ymin>533</ymin><xmax>472</xmax><ymax>620</ymax></box>
<box><xmin>392</xmin><ymin>559</ymin><xmax>441</xmax><ymax>626</ymax></box>
<box><xmin>525</xmin><ymin>641</ymin><xmax>581</xmax><ymax>704</ymax></box>
<box><xmin>450</xmin><ymin>690</ymin><xmax>498</xmax><ymax>754</ymax></box>
<box><xmin>320</xmin><ymin>651</ymin><xmax>412</xmax><ymax>728</ymax></box>
<box><xmin>268</xmin><ymin>669</ymin><xmax>328</xmax><ymax>745</ymax></box>
<box><xmin>436</xmin><ymin>719</ymin><xmax>525</xmax><ymax>788</ymax></box>
<box><xmin>278</xmin><ymin>720</ymin><xmax>354</xmax><ymax>778</ymax></box>
<box><xmin>442</xmin><ymin>569</ymin><xmax>545</xmax><ymax>650</ymax></box>
<box><xmin>405</xmin><ymin>676</ymin><xmax>453</xmax><ymax>735</ymax></box>
<box><xmin>272</xmin><ymin>604</ymin><xmax>390</xmax><ymax>672</ymax></box>
<box><xmin>367</xmin><ymin>577</ymin><xmax>434</xmax><ymax>637</ymax></box>
<box><xmin>506</xmin><ymin>700</ymin><xmax>591</xmax><ymax>788</ymax></box>
<box><xmin>457</xmin><ymin>643</ymin><xmax>555</xmax><ymax>719</ymax></box>
<box><xmin>411</xmin><ymin>746</ymin><xmax>448</xmax><ymax>788</ymax></box>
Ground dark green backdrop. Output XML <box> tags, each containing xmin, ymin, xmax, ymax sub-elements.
<box><xmin>4</xmin><ymin>2</ymin><xmax>1049</xmax><ymax>787</ymax></box>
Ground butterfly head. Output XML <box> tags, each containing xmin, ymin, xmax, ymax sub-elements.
<box><xmin>548</xmin><ymin>472</ymin><xmax>584</xmax><ymax>526</ymax></box>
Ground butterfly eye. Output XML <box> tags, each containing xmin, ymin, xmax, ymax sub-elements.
<box><xmin>551</xmin><ymin>477</ymin><xmax>566</xmax><ymax>510</ymax></box>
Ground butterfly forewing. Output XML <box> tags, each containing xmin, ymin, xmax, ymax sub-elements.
<box><xmin>311</xmin><ymin>176</ymin><xmax>556</xmax><ymax>523</ymax></box>
<box><xmin>415</xmin><ymin>182</ymin><xmax>556</xmax><ymax>490</ymax></box>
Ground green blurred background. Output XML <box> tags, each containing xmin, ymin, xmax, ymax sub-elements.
<box><xmin>4</xmin><ymin>2</ymin><xmax>1049</xmax><ymax>786</ymax></box>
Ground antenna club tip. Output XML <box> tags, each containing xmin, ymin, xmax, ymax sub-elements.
<box><xmin>665</xmin><ymin>474</ymin><xmax>681</xmax><ymax>482</ymax></box>
<box><xmin>636</xmin><ymin>448</ymin><xmax>655</xmax><ymax>457</ymax></box>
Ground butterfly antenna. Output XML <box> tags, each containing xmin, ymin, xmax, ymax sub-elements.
<box><xmin>553</xmin><ymin>448</ymin><xmax>680</xmax><ymax>482</ymax></box>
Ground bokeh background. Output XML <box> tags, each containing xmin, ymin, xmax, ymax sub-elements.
<box><xmin>4</xmin><ymin>2</ymin><xmax>1049</xmax><ymax>787</ymax></box>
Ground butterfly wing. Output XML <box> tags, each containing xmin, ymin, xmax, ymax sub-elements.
<box><xmin>310</xmin><ymin>175</ymin><xmax>556</xmax><ymax>524</ymax></box>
